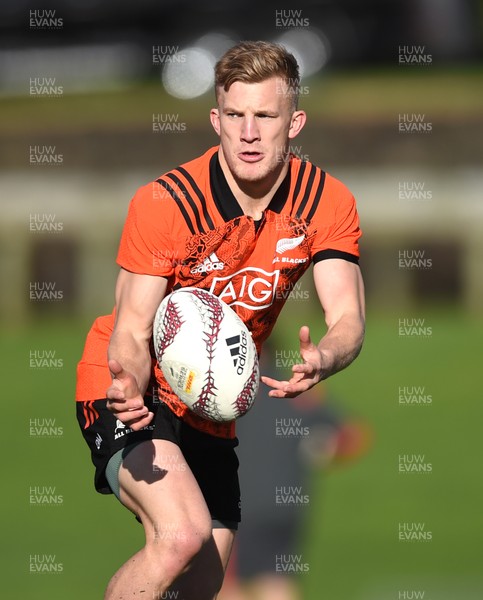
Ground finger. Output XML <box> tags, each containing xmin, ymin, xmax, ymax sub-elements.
<box><xmin>299</xmin><ymin>325</ymin><xmax>311</xmax><ymax>345</ymax></box>
<box><xmin>106</xmin><ymin>385</ymin><xmax>125</xmax><ymax>401</ymax></box>
<box><xmin>108</xmin><ymin>360</ymin><xmax>142</xmax><ymax>399</ymax></box>
<box><xmin>292</xmin><ymin>362</ymin><xmax>316</xmax><ymax>374</ymax></box>
<box><xmin>265</xmin><ymin>380</ymin><xmax>294</xmax><ymax>397</ymax></box>
<box><xmin>267</xmin><ymin>388</ymin><xmax>287</xmax><ymax>398</ymax></box>
<box><xmin>260</xmin><ymin>375</ymin><xmax>290</xmax><ymax>390</ymax></box>
<box><xmin>108</xmin><ymin>358</ymin><xmax>123</xmax><ymax>377</ymax></box>
<box><xmin>109</xmin><ymin>405</ymin><xmax>149</xmax><ymax>422</ymax></box>
<box><xmin>108</xmin><ymin>359</ymin><xmax>136</xmax><ymax>385</ymax></box>
<box><xmin>261</xmin><ymin>375</ymin><xmax>292</xmax><ymax>397</ymax></box>
<box><xmin>126</xmin><ymin>412</ymin><xmax>155</xmax><ymax>431</ymax></box>
<box><xmin>299</xmin><ymin>328</ymin><xmax>317</xmax><ymax>364</ymax></box>
<box><xmin>269</xmin><ymin>379</ymin><xmax>312</xmax><ymax>398</ymax></box>
<box><xmin>268</xmin><ymin>386</ymin><xmax>299</xmax><ymax>398</ymax></box>
<box><xmin>107</xmin><ymin>396</ymin><xmax>145</xmax><ymax>413</ymax></box>
<box><xmin>111</xmin><ymin>400</ymin><xmax>146</xmax><ymax>413</ymax></box>
<box><xmin>115</xmin><ymin>411</ymin><xmax>154</xmax><ymax>431</ymax></box>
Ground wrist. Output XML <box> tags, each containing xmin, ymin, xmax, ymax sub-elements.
<box><xmin>316</xmin><ymin>347</ymin><xmax>333</xmax><ymax>381</ymax></box>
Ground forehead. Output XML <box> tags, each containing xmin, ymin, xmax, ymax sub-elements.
<box><xmin>217</xmin><ymin>77</ymin><xmax>292</xmax><ymax>110</ymax></box>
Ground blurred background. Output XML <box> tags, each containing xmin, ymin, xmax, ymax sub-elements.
<box><xmin>1</xmin><ymin>0</ymin><xmax>483</xmax><ymax>598</ymax></box>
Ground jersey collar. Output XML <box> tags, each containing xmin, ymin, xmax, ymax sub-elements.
<box><xmin>210</xmin><ymin>151</ymin><xmax>291</xmax><ymax>222</ymax></box>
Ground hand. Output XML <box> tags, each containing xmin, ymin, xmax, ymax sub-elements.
<box><xmin>261</xmin><ymin>326</ymin><xmax>325</xmax><ymax>398</ymax></box>
<box><xmin>106</xmin><ymin>359</ymin><xmax>154</xmax><ymax>430</ymax></box>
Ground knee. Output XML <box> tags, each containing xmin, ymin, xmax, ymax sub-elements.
<box><xmin>147</xmin><ymin>517</ymin><xmax>212</xmax><ymax>583</ymax></box>
<box><xmin>169</xmin><ymin>520</ymin><xmax>212</xmax><ymax>565</ymax></box>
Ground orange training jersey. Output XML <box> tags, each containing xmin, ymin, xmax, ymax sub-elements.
<box><xmin>76</xmin><ymin>146</ymin><xmax>361</xmax><ymax>438</ymax></box>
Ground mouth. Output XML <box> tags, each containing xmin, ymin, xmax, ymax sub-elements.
<box><xmin>238</xmin><ymin>151</ymin><xmax>264</xmax><ymax>163</ymax></box>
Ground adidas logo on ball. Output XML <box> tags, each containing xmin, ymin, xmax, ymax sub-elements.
<box><xmin>225</xmin><ymin>331</ymin><xmax>248</xmax><ymax>375</ymax></box>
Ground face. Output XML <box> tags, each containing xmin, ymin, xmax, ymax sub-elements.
<box><xmin>210</xmin><ymin>77</ymin><xmax>306</xmax><ymax>189</ymax></box>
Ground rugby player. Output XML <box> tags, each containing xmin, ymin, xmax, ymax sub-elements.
<box><xmin>76</xmin><ymin>40</ymin><xmax>365</xmax><ymax>599</ymax></box>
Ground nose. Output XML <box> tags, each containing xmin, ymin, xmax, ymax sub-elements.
<box><xmin>240</xmin><ymin>116</ymin><xmax>260</xmax><ymax>143</ymax></box>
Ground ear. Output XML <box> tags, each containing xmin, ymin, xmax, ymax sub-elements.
<box><xmin>288</xmin><ymin>110</ymin><xmax>307</xmax><ymax>139</ymax></box>
<box><xmin>210</xmin><ymin>108</ymin><xmax>221</xmax><ymax>136</ymax></box>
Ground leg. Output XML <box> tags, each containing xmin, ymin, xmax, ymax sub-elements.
<box><xmin>105</xmin><ymin>438</ymin><xmax>213</xmax><ymax>599</ymax></box>
<box><xmin>167</xmin><ymin>527</ymin><xmax>236</xmax><ymax>599</ymax></box>
<box><xmin>245</xmin><ymin>575</ymin><xmax>301</xmax><ymax>600</ymax></box>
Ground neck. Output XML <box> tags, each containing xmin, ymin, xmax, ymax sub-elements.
<box><xmin>218</xmin><ymin>149</ymin><xmax>289</xmax><ymax>220</ymax></box>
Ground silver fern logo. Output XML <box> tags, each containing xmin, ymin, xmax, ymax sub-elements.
<box><xmin>275</xmin><ymin>235</ymin><xmax>305</xmax><ymax>254</ymax></box>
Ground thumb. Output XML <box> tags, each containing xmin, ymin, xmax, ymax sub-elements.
<box><xmin>299</xmin><ymin>325</ymin><xmax>315</xmax><ymax>351</ymax></box>
<box><xmin>109</xmin><ymin>359</ymin><xmax>127</xmax><ymax>380</ymax></box>
<box><xmin>108</xmin><ymin>359</ymin><xmax>140</xmax><ymax>398</ymax></box>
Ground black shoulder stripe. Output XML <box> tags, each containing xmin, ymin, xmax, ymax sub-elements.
<box><xmin>176</xmin><ymin>166</ymin><xmax>215</xmax><ymax>230</ymax></box>
<box><xmin>291</xmin><ymin>161</ymin><xmax>307</xmax><ymax>213</ymax></box>
<box><xmin>295</xmin><ymin>164</ymin><xmax>317</xmax><ymax>218</ymax></box>
<box><xmin>155</xmin><ymin>178</ymin><xmax>195</xmax><ymax>235</ymax></box>
<box><xmin>305</xmin><ymin>170</ymin><xmax>326</xmax><ymax>222</ymax></box>
<box><xmin>165</xmin><ymin>172</ymin><xmax>206</xmax><ymax>234</ymax></box>
<box><xmin>313</xmin><ymin>249</ymin><xmax>359</xmax><ymax>265</ymax></box>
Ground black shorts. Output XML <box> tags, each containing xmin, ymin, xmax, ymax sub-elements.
<box><xmin>76</xmin><ymin>398</ymin><xmax>241</xmax><ymax>526</ymax></box>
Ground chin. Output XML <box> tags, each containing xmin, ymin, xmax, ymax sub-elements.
<box><xmin>235</xmin><ymin>169</ymin><xmax>268</xmax><ymax>185</ymax></box>
<box><xmin>234</xmin><ymin>161</ymin><xmax>272</xmax><ymax>182</ymax></box>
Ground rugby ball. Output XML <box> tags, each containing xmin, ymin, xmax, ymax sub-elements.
<box><xmin>153</xmin><ymin>287</ymin><xmax>259</xmax><ymax>422</ymax></box>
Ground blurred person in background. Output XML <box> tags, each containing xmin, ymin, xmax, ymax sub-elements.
<box><xmin>218</xmin><ymin>343</ymin><xmax>371</xmax><ymax>600</ymax></box>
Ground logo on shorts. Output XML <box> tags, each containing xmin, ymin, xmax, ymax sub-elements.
<box><xmin>114</xmin><ymin>419</ymin><xmax>132</xmax><ymax>440</ymax></box>
<box><xmin>95</xmin><ymin>433</ymin><xmax>102</xmax><ymax>449</ymax></box>
<box><xmin>114</xmin><ymin>418</ymin><xmax>154</xmax><ymax>440</ymax></box>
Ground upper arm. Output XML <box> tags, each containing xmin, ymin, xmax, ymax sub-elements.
<box><xmin>113</xmin><ymin>268</ymin><xmax>168</xmax><ymax>343</ymax></box>
<box><xmin>313</xmin><ymin>259</ymin><xmax>365</xmax><ymax>330</ymax></box>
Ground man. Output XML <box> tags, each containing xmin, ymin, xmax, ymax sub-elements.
<box><xmin>218</xmin><ymin>343</ymin><xmax>372</xmax><ymax>600</ymax></box>
<box><xmin>76</xmin><ymin>40</ymin><xmax>365</xmax><ymax>599</ymax></box>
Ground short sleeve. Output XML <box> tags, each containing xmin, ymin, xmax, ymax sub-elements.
<box><xmin>116</xmin><ymin>181</ymin><xmax>179</xmax><ymax>277</ymax></box>
<box><xmin>310</xmin><ymin>173</ymin><xmax>361</xmax><ymax>264</ymax></box>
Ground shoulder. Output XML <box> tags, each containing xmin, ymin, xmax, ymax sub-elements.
<box><xmin>292</xmin><ymin>155</ymin><xmax>353</xmax><ymax>196</ymax></box>
<box><xmin>322</xmin><ymin>171</ymin><xmax>355</xmax><ymax>201</ymax></box>
<box><xmin>288</xmin><ymin>156</ymin><xmax>357</xmax><ymax>221</ymax></box>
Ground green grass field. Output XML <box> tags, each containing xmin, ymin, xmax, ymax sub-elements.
<box><xmin>2</xmin><ymin>307</ymin><xmax>482</xmax><ymax>598</ymax></box>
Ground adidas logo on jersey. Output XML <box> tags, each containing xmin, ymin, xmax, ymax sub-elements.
<box><xmin>190</xmin><ymin>252</ymin><xmax>225</xmax><ymax>274</ymax></box>
<box><xmin>225</xmin><ymin>331</ymin><xmax>248</xmax><ymax>375</ymax></box>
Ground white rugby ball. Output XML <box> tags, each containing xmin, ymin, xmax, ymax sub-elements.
<box><xmin>153</xmin><ymin>287</ymin><xmax>259</xmax><ymax>422</ymax></box>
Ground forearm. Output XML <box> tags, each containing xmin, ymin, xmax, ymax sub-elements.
<box><xmin>317</xmin><ymin>313</ymin><xmax>365</xmax><ymax>379</ymax></box>
<box><xmin>108</xmin><ymin>328</ymin><xmax>152</xmax><ymax>396</ymax></box>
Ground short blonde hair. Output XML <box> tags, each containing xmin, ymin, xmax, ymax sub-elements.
<box><xmin>215</xmin><ymin>41</ymin><xmax>300</xmax><ymax>109</ymax></box>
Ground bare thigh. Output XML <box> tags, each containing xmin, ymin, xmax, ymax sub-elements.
<box><xmin>118</xmin><ymin>438</ymin><xmax>212</xmax><ymax>544</ymax></box>
<box><xmin>118</xmin><ymin>439</ymin><xmax>235</xmax><ymax>598</ymax></box>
